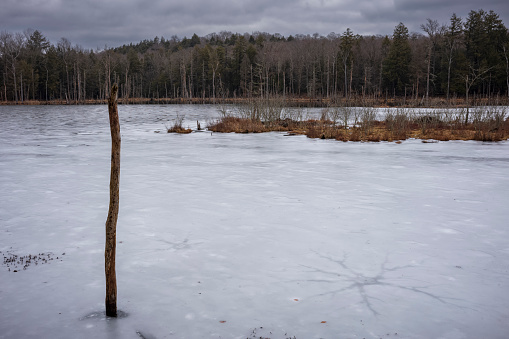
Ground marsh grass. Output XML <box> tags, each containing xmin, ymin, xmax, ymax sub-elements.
<box><xmin>166</xmin><ymin>114</ymin><xmax>192</xmax><ymax>134</ymax></box>
<box><xmin>207</xmin><ymin>98</ymin><xmax>509</xmax><ymax>142</ymax></box>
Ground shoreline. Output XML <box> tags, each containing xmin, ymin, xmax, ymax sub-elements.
<box><xmin>1</xmin><ymin>96</ymin><xmax>508</xmax><ymax>108</ymax></box>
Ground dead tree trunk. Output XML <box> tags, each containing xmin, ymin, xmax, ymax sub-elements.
<box><xmin>105</xmin><ymin>84</ymin><xmax>120</xmax><ymax>317</ymax></box>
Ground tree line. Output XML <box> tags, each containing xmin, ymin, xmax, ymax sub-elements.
<box><xmin>1</xmin><ymin>9</ymin><xmax>508</xmax><ymax>105</ymax></box>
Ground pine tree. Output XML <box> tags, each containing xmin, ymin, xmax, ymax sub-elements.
<box><xmin>339</xmin><ymin>28</ymin><xmax>357</xmax><ymax>99</ymax></box>
<box><xmin>464</xmin><ymin>9</ymin><xmax>508</xmax><ymax>96</ymax></box>
<box><xmin>382</xmin><ymin>23</ymin><xmax>412</xmax><ymax>96</ymax></box>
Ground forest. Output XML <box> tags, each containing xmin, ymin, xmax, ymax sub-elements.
<box><xmin>1</xmin><ymin>9</ymin><xmax>508</xmax><ymax>106</ymax></box>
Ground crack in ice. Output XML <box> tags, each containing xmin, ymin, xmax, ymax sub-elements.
<box><xmin>294</xmin><ymin>251</ymin><xmax>471</xmax><ymax>316</ymax></box>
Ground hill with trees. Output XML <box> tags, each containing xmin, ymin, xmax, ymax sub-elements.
<box><xmin>1</xmin><ymin>9</ymin><xmax>508</xmax><ymax>105</ymax></box>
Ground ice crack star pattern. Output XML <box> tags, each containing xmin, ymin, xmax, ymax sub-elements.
<box><xmin>297</xmin><ymin>251</ymin><xmax>469</xmax><ymax>316</ymax></box>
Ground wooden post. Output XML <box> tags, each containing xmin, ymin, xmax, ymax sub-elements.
<box><xmin>105</xmin><ymin>84</ymin><xmax>120</xmax><ymax>317</ymax></box>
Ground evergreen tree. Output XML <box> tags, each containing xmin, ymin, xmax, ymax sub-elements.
<box><xmin>190</xmin><ymin>33</ymin><xmax>201</xmax><ymax>47</ymax></box>
<box><xmin>25</xmin><ymin>30</ymin><xmax>50</xmax><ymax>100</ymax></box>
<box><xmin>464</xmin><ymin>9</ymin><xmax>508</xmax><ymax>95</ymax></box>
<box><xmin>338</xmin><ymin>28</ymin><xmax>357</xmax><ymax>98</ymax></box>
<box><xmin>231</xmin><ymin>36</ymin><xmax>246</xmax><ymax>95</ymax></box>
<box><xmin>382</xmin><ymin>23</ymin><xmax>412</xmax><ymax>96</ymax></box>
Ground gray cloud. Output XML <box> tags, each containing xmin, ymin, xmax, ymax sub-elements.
<box><xmin>2</xmin><ymin>0</ymin><xmax>508</xmax><ymax>49</ymax></box>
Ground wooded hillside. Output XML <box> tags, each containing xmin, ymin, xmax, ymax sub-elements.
<box><xmin>1</xmin><ymin>9</ymin><xmax>508</xmax><ymax>105</ymax></box>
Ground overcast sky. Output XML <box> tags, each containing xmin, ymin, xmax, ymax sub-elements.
<box><xmin>2</xmin><ymin>0</ymin><xmax>508</xmax><ymax>50</ymax></box>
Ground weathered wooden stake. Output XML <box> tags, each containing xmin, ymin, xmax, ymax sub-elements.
<box><xmin>105</xmin><ymin>84</ymin><xmax>120</xmax><ymax>317</ymax></box>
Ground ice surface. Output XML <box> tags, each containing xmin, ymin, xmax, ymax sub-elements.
<box><xmin>1</xmin><ymin>105</ymin><xmax>508</xmax><ymax>339</ymax></box>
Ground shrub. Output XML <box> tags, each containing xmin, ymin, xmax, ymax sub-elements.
<box><xmin>166</xmin><ymin>114</ymin><xmax>192</xmax><ymax>134</ymax></box>
<box><xmin>207</xmin><ymin>98</ymin><xmax>509</xmax><ymax>142</ymax></box>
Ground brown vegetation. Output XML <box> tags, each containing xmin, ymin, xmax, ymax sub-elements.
<box><xmin>207</xmin><ymin>103</ymin><xmax>509</xmax><ymax>142</ymax></box>
<box><xmin>166</xmin><ymin>114</ymin><xmax>192</xmax><ymax>134</ymax></box>
<box><xmin>2</xmin><ymin>95</ymin><xmax>507</xmax><ymax>109</ymax></box>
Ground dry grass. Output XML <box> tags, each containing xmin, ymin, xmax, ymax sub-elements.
<box><xmin>208</xmin><ymin>116</ymin><xmax>267</xmax><ymax>133</ymax></box>
<box><xmin>166</xmin><ymin>114</ymin><xmax>192</xmax><ymax>134</ymax></box>
<box><xmin>207</xmin><ymin>103</ymin><xmax>509</xmax><ymax>142</ymax></box>
<box><xmin>167</xmin><ymin>126</ymin><xmax>192</xmax><ymax>134</ymax></box>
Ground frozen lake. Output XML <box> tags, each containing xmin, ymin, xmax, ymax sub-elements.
<box><xmin>1</xmin><ymin>105</ymin><xmax>508</xmax><ymax>339</ymax></box>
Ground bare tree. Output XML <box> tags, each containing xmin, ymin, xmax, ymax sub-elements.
<box><xmin>444</xmin><ymin>14</ymin><xmax>463</xmax><ymax>104</ymax></box>
<box><xmin>57</xmin><ymin>38</ymin><xmax>72</xmax><ymax>102</ymax></box>
<box><xmin>208</xmin><ymin>47</ymin><xmax>220</xmax><ymax>101</ymax></box>
<box><xmin>503</xmin><ymin>44</ymin><xmax>509</xmax><ymax>100</ymax></box>
<box><xmin>421</xmin><ymin>18</ymin><xmax>445</xmax><ymax>106</ymax></box>
<box><xmin>325</xmin><ymin>33</ymin><xmax>340</xmax><ymax>98</ymax></box>
<box><xmin>464</xmin><ymin>66</ymin><xmax>492</xmax><ymax>123</ymax></box>
<box><xmin>0</xmin><ymin>31</ymin><xmax>25</xmax><ymax>103</ymax></box>
<box><xmin>101</xmin><ymin>48</ymin><xmax>114</xmax><ymax>100</ymax></box>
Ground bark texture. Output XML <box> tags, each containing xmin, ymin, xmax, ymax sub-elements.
<box><xmin>105</xmin><ymin>84</ymin><xmax>120</xmax><ymax>317</ymax></box>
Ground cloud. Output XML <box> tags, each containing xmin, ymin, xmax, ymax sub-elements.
<box><xmin>2</xmin><ymin>0</ymin><xmax>508</xmax><ymax>49</ymax></box>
